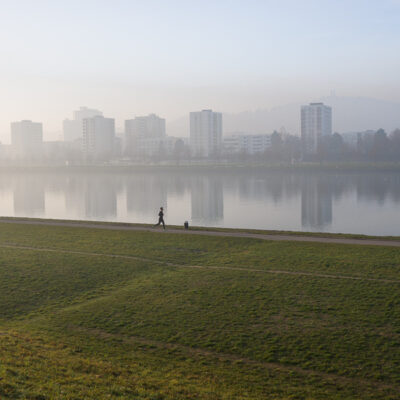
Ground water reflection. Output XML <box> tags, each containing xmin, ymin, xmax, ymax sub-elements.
<box><xmin>0</xmin><ymin>170</ymin><xmax>399</xmax><ymax>235</ymax></box>
<box><xmin>85</xmin><ymin>179</ymin><xmax>117</xmax><ymax>219</ymax></box>
<box><xmin>64</xmin><ymin>175</ymin><xmax>119</xmax><ymax>219</ymax></box>
<box><xmin>126</xmin><ymin>175</ymin><xmax>168</xmax><ymax>216</ymax></box>
<box><xmin>301</xmin><ymin>177</ymin><xmax>332</xmax><ymax>230</ymax></box>
<box><xmin>191</xmin><ymin>176</ymin><xmax>223</xmax><ymax>223</ymax></box>
<box><xmin>13</xmin><ymin>177</ymin><xmax>45</xmax><ymax>216</ymax></box>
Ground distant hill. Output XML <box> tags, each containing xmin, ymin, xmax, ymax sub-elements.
<box><xmin>320</xmin><ymin>95</ymin><xmax>400</xmax><ymax>134</ymax></box>
<box><xmin>167</xmin><ymin>95</ymin><xmax>400</xmax><ymax>137</ymax></box>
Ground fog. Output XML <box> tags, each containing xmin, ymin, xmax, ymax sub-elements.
<box><xmin>1</xmin><ymin>0</ymin><xmax>400</xmax><ymax>141</ymax></box>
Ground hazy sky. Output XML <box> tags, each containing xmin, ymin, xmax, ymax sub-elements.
<box><xmin>1</xmin><ymin>0</ymin><xmax>399</xmax><ymax>140</ymax></box>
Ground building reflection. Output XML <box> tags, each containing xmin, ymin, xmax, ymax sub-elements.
<box><xmin>64</xmin><ymin>175</ymin><xmax>118</xmax><ymax>219</ymax></box>
<box><xmin>191</xmin><ymin>175</ymin><xmax>223</xmax><ymax>223</ymax></box>
<box><xmin>236</xmin><ymin>173</ymin><xmax>301</xmax><ymax>203</ymax></box>
<box><xmin>64</xmin><ymin>176</ymin><xmax>86</xmax><ymax>217</ymax></box>
<box><xmin>5</xmin><ymin>170</ymin><xmax>400</xmax><ymax>233</ymax></box>
<box><xmin>13</xmin><ymin>178</ymin><xmax>45</xmax><ymax>216</ymax></box>
<box><xmin>126</xmin><ymin>175</ymin><xmax>168</xmax><ymax>216</ymax></box>
<box><xmin>301</xmin><ymin>177</ymin><xmax>332</xmax><ymax>230</ymax></box>
<box><xmin>85</xmin><ymin>178</ymin><xmax>117</xmax><ymax>219</ymax></box>
<box><xmin>356</xmin><ymin>173</ymin><xmax>400</xmax><ymax>204</ymax></box>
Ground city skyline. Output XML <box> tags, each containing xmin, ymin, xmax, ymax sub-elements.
<box><xmin>5</xmin><ymin>94</ymin><xmax>400</xmax><ymax>143</ymax></box>
<box><xmin>5</xmin><ymin>102</ymin><xmax>400</xmax><ymax>164</ymax></box>
<box><xmin>0</xmin><ymin>1</ymin><xmax>399</xmax><ymax>141</ymax></box>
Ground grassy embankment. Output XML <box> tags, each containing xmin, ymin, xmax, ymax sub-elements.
<box><xmin>2</xmin><ymin>216</ymin><xmax>400</xmax><ymax>241</ymax></box>
<box><xmin>0</xmin><ymin>221</ymin><xmax>399</xmax><ymax>399</ymax></box>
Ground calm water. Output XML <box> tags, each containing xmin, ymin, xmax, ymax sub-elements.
<box><xmin>1</xmin><ymin>170</ymin><xmax>400</xmax><ymax>236</ymax></box>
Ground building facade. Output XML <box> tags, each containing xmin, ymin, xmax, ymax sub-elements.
<box><xmin>190</xmin><ymin>110</ymin><xmax>222</xmax><ymax>157</ymax></box>
<box><xmin>82</xmin><ymin>116</ymin><xmax>115</xmax><ymax>160</ymax></box>
<box><xmin>223</xmin><ymin>133</ymin><xmax>271</xmax><ymax>155</ymax></box>
<box><xmin>63</xmin><ymin>107</ymin><xmax>103</xmax><ymax>142</ymax></box>
<box><xmin>11</xmin><ymin>120</ymin><xmax>43</xmax><ymax>159</ymax></box>
<box><xmin>301</xmin><ymin>103</ymin><xmax>332</xmax><ymax>155</ymax></box>
<box><xmin>125</xmin><ymin>114</ymin><xmax>166</xmax><ymax>157</ymax></box>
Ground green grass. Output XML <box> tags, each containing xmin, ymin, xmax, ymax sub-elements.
<box><xmin>3</xmin><ymin>215</ymin><xmax>400</xmax><ymax>240</ymax></box>
<box><xmin>0</xmin><ymin>221</ymin><xmax>399</xmax><ymax>399</ymax></box>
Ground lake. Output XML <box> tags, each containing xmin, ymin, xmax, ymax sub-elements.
<box><xmin>1</xmin><ymin>169</ymin><xmax>399</xmax><ymax>236</ymax></box>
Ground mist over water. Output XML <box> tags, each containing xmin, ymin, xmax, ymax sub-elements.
<box><xmin>1</xmin><ymin>170</ymin><xmax>400</xmax><ymax>236</ymax></box>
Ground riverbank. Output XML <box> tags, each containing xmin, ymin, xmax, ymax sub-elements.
<box><xmin>0</xmin><ymin>219</ymin><xmax>399</xmax><ymax>398</ymax></box>
<box><xmin>2</xmin><ymin>216</ymin><xmax>400</xmax><ymax>244</ymax></box>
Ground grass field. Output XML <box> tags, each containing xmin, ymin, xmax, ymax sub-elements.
<box><xmin>0</xmin><ymin>221</ymin><xmax>399</xmax><ymax>399</ymax></box>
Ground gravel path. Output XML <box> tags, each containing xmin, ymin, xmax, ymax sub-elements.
<box><xmin>1</xmin><ymin>217</ymin><xmax>400</xmax><ymax>247</ymax></box>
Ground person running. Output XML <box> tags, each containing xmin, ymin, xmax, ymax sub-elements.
<box><xmin>153</xmin><ymin>207</ymin><xmax>165</xmax><ymax>229</ymax></box>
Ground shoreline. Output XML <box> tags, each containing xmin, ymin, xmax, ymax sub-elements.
<box><xmin>1</xmin><ymin>215</ymin><xmax>400</xmax><ymax>244</ymax></box>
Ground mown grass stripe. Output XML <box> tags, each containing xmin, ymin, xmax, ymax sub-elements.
<box><xmin>67</xmin><ymin>325</ymin><xmax>400</xmax><ymax>392</ymax></box>
<box><xmin>1</xmin><ymin>242</ymin><xmax>399</xmax><ymax>284</ymax></box>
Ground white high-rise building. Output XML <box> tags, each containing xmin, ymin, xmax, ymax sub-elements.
<box><xmin>125</xmin><ymin>114</ymin><xmax>166</xmax><ymax>157</ymax></box>
<box><xmin>190</xmin><ymin>110</ymin><xmax>222</xmax><ymax>157</ymax></box>
<box><xmin>63</xmin><ymin>107</ymin><xmax>103</xmax><ymax>142</ymax></box>
<box><xmin>82</xmin><ymin>116</ymin><xmax>115</xmax><ymax>160</ymax></box>
<box><xmin>301</xmin><ymin>103</ymin><xmax>332</xmax><ymax>154</ymax></box>
<box><xmin>11</xmin><ymin>120</ymin><xmax>43</xmax><ymax>158</ymax></box>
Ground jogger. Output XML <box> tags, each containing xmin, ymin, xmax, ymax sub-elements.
<box><xmin>153</xmin><ymin>207</ymin><xmax>165</xmax><ymax>229</ymax></box>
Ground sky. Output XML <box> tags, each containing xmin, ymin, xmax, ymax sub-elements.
<box><xmin>0</xmin><ymin>0</ymin><xmax>399</xmax><ymax>141</ymax></box>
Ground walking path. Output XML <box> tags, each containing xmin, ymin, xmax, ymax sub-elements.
<box><xmin>1</xmin><ymin>217</ymin><xmax>400</xmax><ymax>247</ymax></box>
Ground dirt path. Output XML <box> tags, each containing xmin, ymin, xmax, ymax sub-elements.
<box><xmin>1</xmin><ymin>217</ymin><xmax>400</xmax><ymax>247</ymax></box>
<box><xmin>1</xmin><ymin>242</ymin><xmax>399</xmax><ymax>284</ymax></box>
